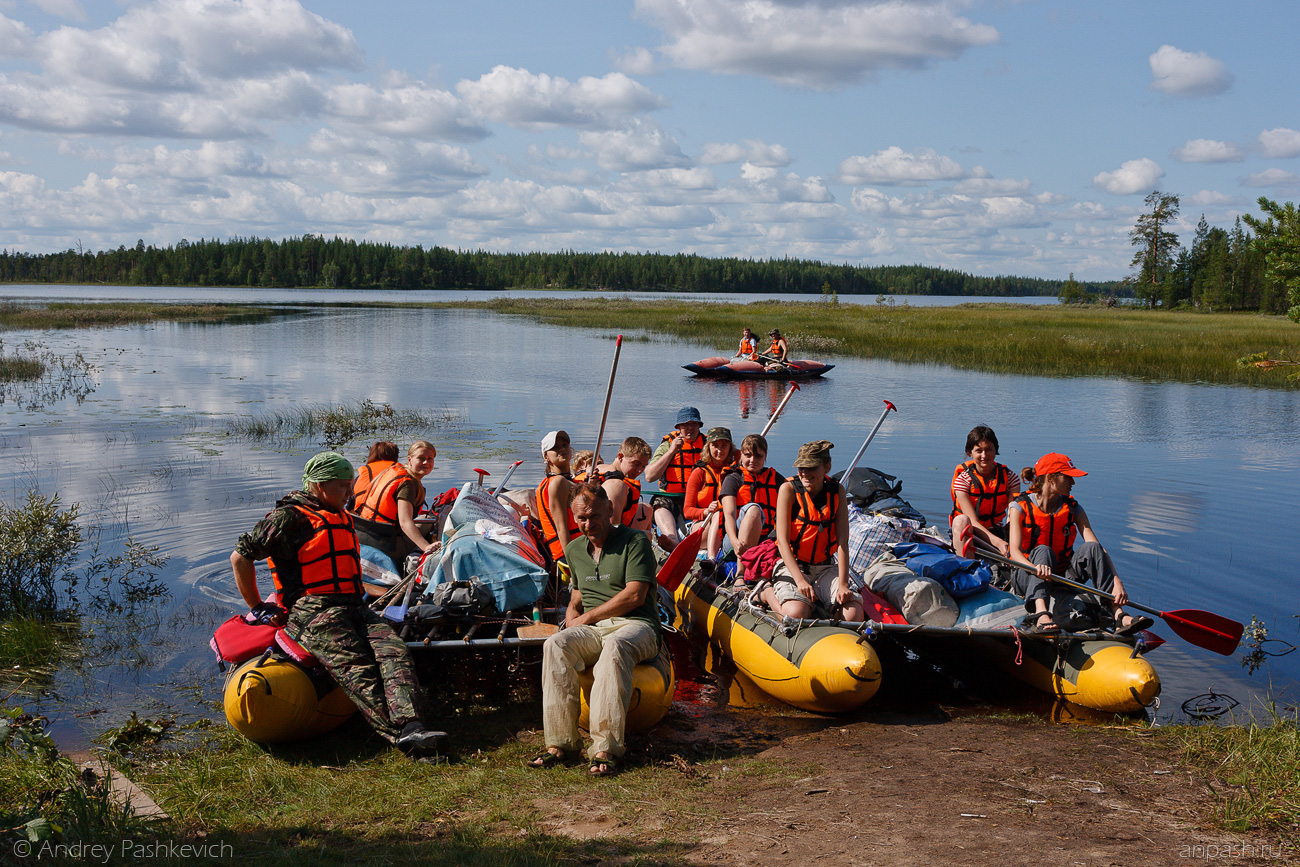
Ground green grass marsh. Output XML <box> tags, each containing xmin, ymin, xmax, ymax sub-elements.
<box><xmin>451</xmin><ymin>298</ymin><xmax>1300</xmax><ymax>389</ymax></box>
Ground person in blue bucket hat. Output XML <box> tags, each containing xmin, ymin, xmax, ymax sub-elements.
<box><xmin>643</xmin><ymin>406</ymin><xmax>704</xmax><ymax>551</ymax></box>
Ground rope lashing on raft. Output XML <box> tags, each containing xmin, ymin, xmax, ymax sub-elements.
<box><xmin>1008</xmin><ymin>625</ymin><xmax>1024</xmax><ymax>666</ymax></box>
<box><xmin>1181</xmin><ymin>690</ymin><xmax>1241</xmax><ymax>720</ymax></box>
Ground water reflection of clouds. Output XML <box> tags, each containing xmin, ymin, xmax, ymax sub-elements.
<box><xmin>1119</xmin><ymin>489</ymin><xmax>1201</xmax><ymax>563</ymax></box>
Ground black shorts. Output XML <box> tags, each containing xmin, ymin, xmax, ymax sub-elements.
<box><xmin>650</xmin><ymin>495</ymin><xmax>685</xmax><ymax>520</ymax></box>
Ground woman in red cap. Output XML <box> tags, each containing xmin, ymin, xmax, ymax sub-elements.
<box><xmin>1006</xmin><ymin>453</ymin><xmax>1152</xmax><ymax>635</ymax></box>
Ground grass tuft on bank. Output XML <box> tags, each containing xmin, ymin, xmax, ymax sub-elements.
<box><xmin>0</xmin><ymin>301</ymin><xmax>293</xmax><ymax>330</ymax></box>
<box><xmin>1170</xmin><ymin>717</ymin><xmax>1300</xmax><ymax>843</ymax></box>
<box><xmin>441</xmin><ymin>298</ymin><xmax>1300</xmax><ymax>389</ymax></box>
<box><xmin>226</xmin><ymin>399</ymin><xmax>462</xmax><ymax>449</ymax></box>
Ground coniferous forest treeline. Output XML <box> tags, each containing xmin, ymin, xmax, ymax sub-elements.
<box><xmin>0</xmin><ymin>236</ymin><xmax>1108</xmax><ymax>297</ymax></box>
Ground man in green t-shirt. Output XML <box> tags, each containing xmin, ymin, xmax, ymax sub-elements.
<box><xmin>530</xmin><ymin>483</ymin><xmax>660</xmax><ymax>777</ymax></box>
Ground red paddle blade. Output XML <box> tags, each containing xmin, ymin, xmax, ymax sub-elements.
<box><xmin>656</xmin><ymin>527</ymin><xmax>705</xmax><ymax>592</ymax></box>
<box><xmin>1161</xmin><ymin>609</ymin><xmax>1244</xmax><ymax>656</ymax></box>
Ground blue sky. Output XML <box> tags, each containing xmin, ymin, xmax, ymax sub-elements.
<box><xmin>0</xmin><ymin>0</ymin><xmax>1295</xmax><ymax>280</ymax></box>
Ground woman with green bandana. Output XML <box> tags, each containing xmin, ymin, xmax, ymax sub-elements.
<box><xmin>230</xmin><ymin>451</ymin><xmax>447</xmax><ymax>757</ymax></box>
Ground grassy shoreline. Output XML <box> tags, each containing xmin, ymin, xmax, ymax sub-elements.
<box><xmin>443</xmin><ymin>298</ymin><xmax>1300</xmax><ymax>389</ymax></box>
<box><xmin>0</xmin><ymin>301</ymin><xmax>296</xmax><ymax>330</ymax></box>
<box><xmin>3</xmin><ymin>297</ymin><xmax>1297</xmax><ymax>387</ymax></box>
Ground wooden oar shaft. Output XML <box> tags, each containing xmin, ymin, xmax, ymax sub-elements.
<box><xmin>592</xmin><ymin>334</ymin><xmax>623</xmax><ymax>463</ymax></box>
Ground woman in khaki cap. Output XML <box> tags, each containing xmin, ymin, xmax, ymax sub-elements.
<box><xmin>768</xmin><ymin>440</ymin><xmax>863</xmax><ymax>623</ymax></box>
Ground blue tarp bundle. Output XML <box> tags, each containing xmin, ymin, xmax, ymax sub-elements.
<box><xmin>422</xmin><ymin>483</ymin><xmax>549</xmax><ymax>614</ymax></box>
<box><xmin>892</xmin><ymin>541</ymin><xmax>992</xmax><ymax>599</ymax></box>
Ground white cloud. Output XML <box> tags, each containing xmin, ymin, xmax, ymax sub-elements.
<box><xmin>578</xmin><ymin>120</ymin><xmax>689</xmax><ymax>172</ymax></box>
<box><xmin>1258</xmin><ymin>128</ymin><xmax>1300</xmax><ymax>159</ymax></box>
<box><xmin>112</xmin><ymin>142</ymin><xmax>276</xmax><ymax>180</ymax></box>
<box><xmin>611</xmin><ymin>47</ymin><xmax>657</xmax><ymax>76</ymax></box>
<box><xmin>39</xmin><ymin>0</ymin><xmax>361</xmax><ymax>86</ymax></box>
<box><xmin>1172</xmin><ymin>138</ymin><xmax>1243</xmax><ymax>163</ymax></box>
<box><xmin>734</xmin><ymin>163</ymin><xmax>832</xmax><ymax>203</ymax></box>
<box><xmin>1190</xmin><ymin>190</ymin><xmax>1236</xmax><ymax>206</ymax></box>
<box><xmin>836</xmin><ymin>146</ymin><xmax>966</xmax><ymax>186</ymax></box>
<box><xmin>0</xmin><ymin>12</ymin><xmax>33</xmax><ymax>56</ymax></box>
<box><xmin>457</xmin><ymin>66</ymin><xmax>664</xmax><ymax>130</ymax></box>
<box><xmin>637</xmin><ymin>0</ymin><xmax>998</xmax><ymax>89</ymax></box>
<box><xmin>953</xmin><ymin>176</ymin><xmax>1031</xmax><ymax>196</ymax></box>
<box><xmin>1148</xmin><ymin>45</ymin><xmax>1232</xmax><ymax>98</ymax></box>
<box><xmin>325</xmin><ymin>82</ymin><xmax>485</xmax><ymax>140</ymax></box>
<box><xmin>0</xmin><ymin>0</ymin><xmax>365</xmax><ymax>137</ymax></box>
<box><xmin>1244</xmin><ymin>168</ymin><xmax>1300</xmax><ymax>188</ymax></box>
<box><xmin>1093</xmin><ymin>158</ymin><xmax>1164</xmax><ymax>195</ymax></box>
<box><xmin>699</xmin><ymin>139</ymin><xmax>790</xmax><ymax>167</ymax></box>
<box><xmin>31</xmin><ymin>0</ymin><xmax>86</xmax><ymax>20</ymax></box>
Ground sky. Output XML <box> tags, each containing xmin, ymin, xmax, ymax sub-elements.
<box><xmin>0</xmin><ymin>0</ymin><xmax>1296</xmax><ymax>281</ymax></box>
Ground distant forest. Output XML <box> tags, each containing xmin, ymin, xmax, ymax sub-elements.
<box><xmin>0</xmin><ymin>236</ymin><xmax>1112</xmax><ymax>297</ymax></box>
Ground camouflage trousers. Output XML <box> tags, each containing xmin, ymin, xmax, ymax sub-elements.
<box><xmin>287</xmin><ymin>595</ymin><xmax>420</xmax><ymax>742</ymax></box>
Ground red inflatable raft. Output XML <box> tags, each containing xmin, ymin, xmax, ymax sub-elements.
<box><xmin>683</xmin><ymin>356</ymin><xmax>835</xmax><ymax>380</ymax></box>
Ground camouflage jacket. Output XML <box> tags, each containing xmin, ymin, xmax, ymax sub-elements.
<box><xmin>235</xmin><ymin>491</ymin><xmax>360</xmax><ymax>605</ymax></box>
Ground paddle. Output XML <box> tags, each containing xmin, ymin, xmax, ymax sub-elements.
<box><xmin>759</xmin><ymin>381</ymin><xmax>800</xmax><ymax>437</ymax></box>
<box><xmin>974</xmin><ymin>548</ymin><xmax>1243</xmax><ymax>656</ymax></box>
<box><xmin>656</xmin><ymin>526</ymin><xmax>704</xmax><ymax>592</ymax></box>
<box><xmin>491</xmin><ymin>459</ymin><xmax>524</xmax><ymax>496</ymax></box>
<box><xmin>591</xmin><ymin>334</ymin><xmax>623</xmax><ymax>472</ymax></box>
<box><xmin>754</xmin><ymin>352</ymin><xmax>789</xmax><ymax>368</ymax></box>
<box><xmin>840</xmin><ymin>399</ymin><xmax>897</xmax><ymax>481</ymax></box>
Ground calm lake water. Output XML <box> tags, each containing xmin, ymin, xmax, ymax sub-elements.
<box><xmin>1</xmin><ymin>289</ymin><xmax>1295</xmax><ymax>746</ymax></box>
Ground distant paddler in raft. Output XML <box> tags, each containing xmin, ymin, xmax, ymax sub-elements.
<box><xmin>761</xmin><ymin>328</ymin><xmax>790</xmax><ymax>371</ymax></box>
<box><xmin>734</xmin><ymin>327</ymin><xmax>760</xmax><ymax>361</ymax></box>
<box><xmin>230</xmin><ymin>451</ymin><xmax>448</xmax><ymax>756</ymax></box>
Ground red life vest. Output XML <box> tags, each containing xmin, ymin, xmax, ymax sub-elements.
<box><xmin>1014</xmin><ymin>493</ymin><xmax>1078</xmax><ymax>565</ymax></box>
<box><xmin>536</xmin><ymin>474</ymin><xmax>580</xmax><ymax>561</ymax></box>
<box><xmin>350</xmin><ymin>459</ymin><xmax>397</xmax><ymax>510</ymax></box>
<box><xmin>949</xmin><ymin>460</ymin><xmax>1013</xmax><ymax>528</ymax></box>
<box><xmin>739</xmin><ymin>336</ymin><xmax>756</xmax><ymax>358</ymax></box>
<box><xmin>268</xmin><ymin>505</ymin><xmax>363</xmax><ymax>605</ymax></box>
<box><xmin>659</xmin><ymin>432</ymin><xmax>704</xmax><ymax>495</ymax></box>
<box><xmin>788</xmin><ymin>478</ymin><xmax>841</xmax><ymax>565</ymax></box>
<box><xmin>351</xmin><ymin>463</ymin><xmax>423</xmax><ymax>526</ymax></box>
<box><xmin>768</xmin><ymin>339</ymin><xmax>786</xmax><ymax>361</ymax></box>
<box><xmin>734</xmin><ymin>466</ymin><xmax>782</xmax><ymax>534</ymax></box>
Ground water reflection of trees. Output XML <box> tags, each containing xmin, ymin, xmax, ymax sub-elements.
<box><xmin>0</xmin><ymin>339</ymin><xmax>97</xmax><ymax>410</ymax></box>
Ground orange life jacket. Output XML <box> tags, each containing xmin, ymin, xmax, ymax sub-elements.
<box><xmin>734</xmin><ymin>466</ymin><xmax>782</xmax><ymax>534</ymax></box>
<box><xmin>691</xmin><ymin>461</ymin><xmax>734</xmax><ymax>512</ymax></box>
<box><xmin>659</xmin><ymin>432</ymin><xmax>704</xmax><ymax>495</ymax></box>
<box><xmin>739</xmin><ymin>336</ymin><xmax>756</xmax><ymax>357</ymax></box>
<box><xmin>351</xmin><ymin>463</ymin><xmax>423</xmax><ymax>526</ymax></box>
<box><xmin>949</xmin><ymin>460</ymin><xmax>1013</xmax><ymax>528</ymax></box>
<box><xmin>268</xmin><ymin>505</ymin><xmax>363</xmax><ymax>606</ymax></box>
<box><xmin>788</xmin><ymin>478</ymin><xmax>841</xmax><ymax>565</ymax></box>
<box><xmin>1014</xmin><ymin>493</ymin><xmax>1078</xmax><ymax>565</ymax></box>
<box><xmin>537</xmin><ymin>474</ymin><xmax>580</xmax><ymax>561</ymax></box>
<box><xmin>768</xmin><ymin>339</ymin><xmax>786</xmax><ymax>361</ymax></box>
<box><xmin>602</xmin><ymin>469</ymin><xmax>642</xmax><ymax>526</ymax></box>
<box><xmin>350</xmin><ymin>459</ymin><xmax>397</xmax><ymax>510</ymax></box>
